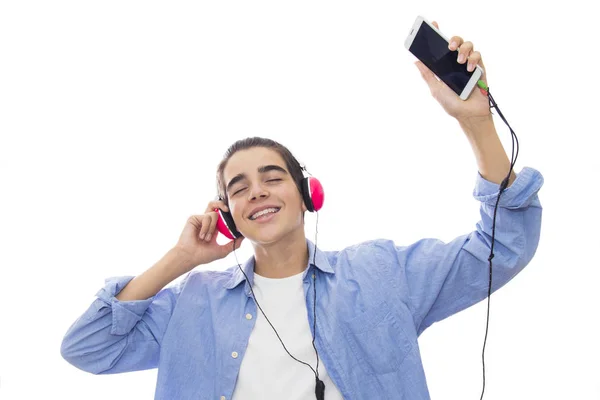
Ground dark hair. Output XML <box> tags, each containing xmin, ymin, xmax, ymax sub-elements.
<box><xmin>216</xmin><ymin>137</ymin><xmax>305</xmax><ymax>205</ymax></box>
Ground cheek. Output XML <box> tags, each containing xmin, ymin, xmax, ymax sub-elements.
<box><xmin>289</xmin><ymin>192</ymin><xmax>306</xmax><ymax>213</ymax></box>
<box><xmin>228</xmin><ymin>203</ymin><xmax>243</xmax><ymax>221</ymax></box>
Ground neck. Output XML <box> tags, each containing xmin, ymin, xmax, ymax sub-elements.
<box><xmin>252</xmin><ymin>228</ymin><xmax>309</xmax><ymax>278</ymax></box>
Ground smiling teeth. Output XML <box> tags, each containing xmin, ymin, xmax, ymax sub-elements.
<box><xmin>251</xmin><ymin>208</ymin><xmax>279</xmax><ymax>220</ymax></box>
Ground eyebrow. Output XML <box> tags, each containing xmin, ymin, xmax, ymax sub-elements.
<box><xmin>226</xmin><ymin>164</ymin><xmax>288</xmax><ymax>194</ymax></box>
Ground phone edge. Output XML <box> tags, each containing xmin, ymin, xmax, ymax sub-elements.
<box><xmin>460</xmin><ymin>65</ymin><xmax>484</xmax><ymax>100</ymax></box>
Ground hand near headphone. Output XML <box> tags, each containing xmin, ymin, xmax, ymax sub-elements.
<box><xmin>174</xmin><ymin>200</ymin><xmax>244</xmax><ymax>270</ymax></box>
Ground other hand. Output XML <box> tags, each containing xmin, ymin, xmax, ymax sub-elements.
<box><xmin>414</xmin><ymin>20</ymin><xmax>491</xmax><ymax>122</ymax></box>
<box><xmin>173</xmin><ymin>200</ymin><xmax>243</xmax><ymax>269</ymax></box>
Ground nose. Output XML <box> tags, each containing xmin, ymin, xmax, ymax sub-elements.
<box><xmin>248</xmin><ymin>183</ymin><xmax>269</xmax><ymax>201</ymax></box>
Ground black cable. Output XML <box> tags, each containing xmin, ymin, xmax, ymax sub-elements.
<box><xmin>313</xmin><ymin>212</ymin><xmax>326</xmax><ymax>400</ymax></box>
<box><xmin>479</xmin><ymin>86</ymin><xmax>519</xmax><ymax>400</ymax></box>
<box><xmin>312</xmin><ymin>211</ymin><xmax>320</xmax><ymax>377</ymax></box>
<box><xmin>232</xmin><ymin>214</ymin><xmax>325</xmax><ymax>400</ymax></box>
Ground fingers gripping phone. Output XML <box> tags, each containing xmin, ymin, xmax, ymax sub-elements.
<box><xmin>405</xmin><ymin>16</ymin><xmax>483</xmax><ymax>100</ymax></box>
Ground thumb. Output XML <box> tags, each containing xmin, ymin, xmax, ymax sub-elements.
<box><xmin>415</xmin><ymin>61</ymin><xmax>439</xmax><ymax>90</ymax></box>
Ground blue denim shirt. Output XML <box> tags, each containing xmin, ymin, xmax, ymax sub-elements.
<box><xmin>61</xmin><ymin>167</ymin><xmax>543</xmax><ymax>399</ymax></box>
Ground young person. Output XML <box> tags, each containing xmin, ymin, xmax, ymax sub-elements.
<box><xmin>61</xmin><ymin>23</ymin><xmax>544</xmax><ymax>399</ymax></box>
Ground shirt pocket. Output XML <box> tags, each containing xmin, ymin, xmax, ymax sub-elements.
<box><xmin>339</xmin><ymin>299</ymin><xmax>413</xmax><ymax>375</ymax></box>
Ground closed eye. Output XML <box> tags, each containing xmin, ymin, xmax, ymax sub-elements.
<box><xmin>232</xmin><ymin>179</ymin><xmax>282</xmax><ymax>196</ymax></box>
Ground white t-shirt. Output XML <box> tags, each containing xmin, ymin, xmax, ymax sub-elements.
<box><xmin>231</xmin><ymin>268</ymin><xmax>344</xmax><ymax>400</ymax></box>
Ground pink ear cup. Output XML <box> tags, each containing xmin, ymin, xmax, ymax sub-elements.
<box><xmin>308</xmin><ymin>177</ymin><xmax>324</xmax><ymax>211</ymax></box>
<box><xmin>215</xmin><ymin>209</ymin><xmax>235</xmax><ymax>240</ymax></box>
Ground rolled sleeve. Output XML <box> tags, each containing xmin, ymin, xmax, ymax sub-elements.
<box><xmin>473</xmin><ymin>166</ymin><xmax>544</xmax><ymax>208</ymax></box>
<box><xmin>61</xmin><ymin>272</ymin><xmax>190</xmax><ymax>374</ymax></box>
<box><xmin>94</xmin><ymin>276</ymin><xmax>156</xmax><ymax>335</ymax></box>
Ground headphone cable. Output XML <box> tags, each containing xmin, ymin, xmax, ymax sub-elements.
<box><xmin>478</xmin><ymin>80</ymin><xmax>519</xmax><ymax>400</ymax></box>
<box><xmin>232</xmin><ymin>228</ymin><xmax>325</xmax><ymax>399</ymax></box>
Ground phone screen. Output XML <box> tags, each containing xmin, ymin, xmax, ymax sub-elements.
<box><xmin>408</xmin><ymin>22</ymin><xmax>475</xmax><ymax>96</ymax></box>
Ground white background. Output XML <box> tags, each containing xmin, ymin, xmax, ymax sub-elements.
<box><xmin>1</xmin><ymin>1</ymin><xmax>598</xmax><ymax>399</ymax></box>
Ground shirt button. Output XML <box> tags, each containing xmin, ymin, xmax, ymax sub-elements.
<box><xmin>245</xmin><ymin>313</ymin><xmax>252</xmax><ymax>320</ymax></box>
<box><xmin>220</xmin><ymin>396</ymin><xmax>226</xmax><ymax>400</ymax></box>
<box><xmin>232</xmin><ymin>351</ymin><xmax>238</xmax><ymax>358</ymax></box>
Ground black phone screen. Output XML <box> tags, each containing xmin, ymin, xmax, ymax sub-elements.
<box><xmin>408</xmin><ymin>22</ymin><xmax>475</xmax><ymax>96</ymax></box>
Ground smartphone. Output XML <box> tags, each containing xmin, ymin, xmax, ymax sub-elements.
<box><xmin>404</xmin><ymin>16</ymin><xmax>483</xmax><ymax>100</ymax></box>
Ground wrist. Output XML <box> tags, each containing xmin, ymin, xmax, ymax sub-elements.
<box><xmin>457</xmin><ymin>114</ymin><xmax>493</xmax><ymax>131</ymax></box>
<box><xmin>159</xmin><ymin>247</ymin><xmax>195</xmax><ymax>279</ymax></box>
<box><xmin>458</xmin><ymin>115</ymin><xmax>496</xmax><ymax>144</ymax></box>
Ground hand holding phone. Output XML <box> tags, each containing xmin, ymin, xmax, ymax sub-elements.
<box><xmin>405</xmin><ymin>16</ymin><xmax>484</xmax><ymax>101</ymax></box>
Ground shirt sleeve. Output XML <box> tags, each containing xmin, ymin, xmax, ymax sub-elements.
<box><xmin>383</xmin><ymin>167</ymin><xmax>543</xmax><ymax>336</ymax></box>
<box><xmin>60</xmin><ymin>272</ymin><xmax>191</xmax><ymax>374</ymax></box>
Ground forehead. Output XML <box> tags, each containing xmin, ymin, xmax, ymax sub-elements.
<box><xmin>224</xmin><ymin>147</ymin><xmax>287</xmax><ymax>181</ymax></box>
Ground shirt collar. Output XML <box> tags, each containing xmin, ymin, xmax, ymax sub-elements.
<box><xmin>223</xmin><ymin>238</ymin><xmax>334</xmax><ymax>290</ymax></box>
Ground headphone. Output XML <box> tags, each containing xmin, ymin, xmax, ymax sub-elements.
<box><xmin>215</xmin><ymin>171</ymin><xmax>325</xmax><ymax>240</ymax></box>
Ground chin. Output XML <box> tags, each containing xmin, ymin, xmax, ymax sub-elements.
<box><xmin>247</xmin><ymin>229</ymin><xmax>287</xmax><ymax>246</ymax></box>
<box><xmin>245</xmin><ymin>224</ymin><xmax>300</xmax><ymax>246</ymax></box>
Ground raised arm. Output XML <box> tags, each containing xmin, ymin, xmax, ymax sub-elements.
<box><xmin>383</xmin><ymin>166</ymin><xmax>543</xmax><ymax>335</ymax></box>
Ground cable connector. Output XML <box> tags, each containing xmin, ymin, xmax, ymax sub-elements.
<box><xmin>477</xmin><ymin>80</ymin><xmax>489</xmax><ymax>96</ymax></box>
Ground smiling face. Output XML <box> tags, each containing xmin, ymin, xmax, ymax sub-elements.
<box><xmin>223</xmin><ymin>146</ymin><xmax>307</xmax><ymax>244</ymax></box>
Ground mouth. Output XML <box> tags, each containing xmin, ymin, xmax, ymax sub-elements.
<box><xmin>249</xmin><ymin>207</ymin><xmax>281</xmax><ymax>221</ymax></box>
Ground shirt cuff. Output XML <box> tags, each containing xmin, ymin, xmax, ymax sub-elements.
<box><xmin>94</xmin><ymin>276</ymin><xmax>156</xmax><ymax>336</ymax></box>
<box><xmin>473</xmin><ymin>166</ymin><xmax>544</xmax><ymax>208</ymax></box>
